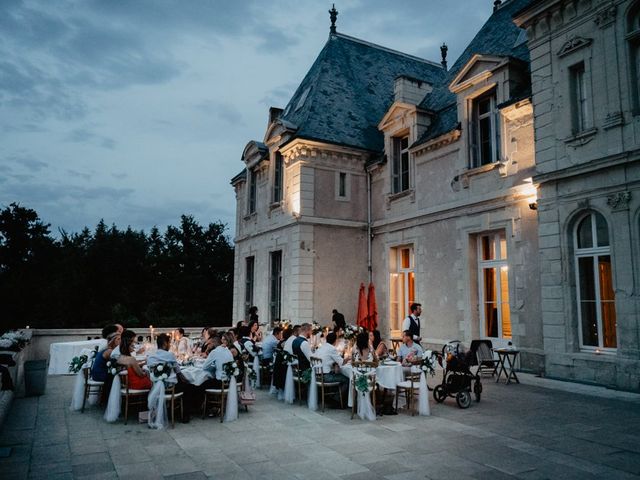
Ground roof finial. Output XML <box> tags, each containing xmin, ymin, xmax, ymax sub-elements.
<box><xmin>493</xmin><ymin>0</ymin><xmax>502</xmax><ymax>11</ymax></box>
<box><xmin>440</xmin><ymin>43</ymin><xmax>448</xmax><ymax>70</ymax></box>
<box><xmin>329</xmin><ymin>4</ymin><xmax>338</xmax><ymax>34</ymax></box>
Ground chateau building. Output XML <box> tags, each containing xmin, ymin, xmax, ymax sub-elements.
<box><xmin>231</xmin><ymin>0</ymin><xmax>640</xmax><ymax>390</ymax></box>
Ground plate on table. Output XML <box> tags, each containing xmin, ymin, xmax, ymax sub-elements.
<box><xmin>381</xmin><ymin>360</ymin><xmax>400</xmax><ymax>366</ymax></box>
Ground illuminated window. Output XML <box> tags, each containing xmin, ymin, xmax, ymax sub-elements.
<box><xmin>574</xmin><ymin>212</ymin><xmax>616</xmax><ymax>350</ymax></box>
<box><xmin>478</xmin><ymin>231</ymin><xmax>511</xmax><ymax>339</ymax></box>
<box><xmin>471</xmin><ymin>91</ymin><xmax>499</xmax><ymax>168</ymax></box>
<box><xmin>391</xmin><ymin>135</ymin><xmax>410</xmax><ymax>193</ymax></box>
<box><xmin>389</xmin><ymin>246</ymin><xmax>415</xmax><ymax>332</ymax></box>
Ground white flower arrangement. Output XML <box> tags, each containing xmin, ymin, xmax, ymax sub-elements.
<box><xmin>0</xmin><ymin>339</ymin><xmax>14</xmax><ymax>349</ymax></box>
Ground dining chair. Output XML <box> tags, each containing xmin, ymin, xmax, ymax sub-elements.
<box><xmin>120</xmin><ymin>372</ymin><xmax>150</xmax><ymax>425</ymax></box>
<box><xmin>350</xmin><ymin>361</ymin><xmax>377</xmax><ymax>420</ymax></box>
<box><xmin>310</xmin><ymin>356</ymin><xmax>343</xmax><ymax>412</ymax></box>
<box><xmin>163</xmin><ymin>386</ymin><xmax>184</xmax><ymax>428</ymax></box>
<box><xmin>395</xmin><ymin>369</ymin><xmax>421</xmax><ymax>416</ymax></box>
<box><xmin>203</xmin><ymin>379</ymin><xmax>229</xmax><ymax>422</ymax></box>
<box><xmin>81</xmin><ymin>367</ymin><xmax>104</xmax><ymax>413</ymax></box>
<box><xmin>292</xmin><ymin>364</ymin><xmax>307</xmax><ymax>406</ymax></box>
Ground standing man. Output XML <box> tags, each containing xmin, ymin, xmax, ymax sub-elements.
<box><xmin>332</xmin><ymin>309</ymin><xmax>346</xmax><ymax>331</ymax></box>
<box><xmin>402</xmin><ymin>303</ymin><xmax>422</xmax><ymax>345</ymax></box>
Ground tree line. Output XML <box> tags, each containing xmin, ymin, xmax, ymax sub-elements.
<box><xmin>0</xmin><ymin>203</ymin><xmax>234</xmax><ymax>330</ymax></box>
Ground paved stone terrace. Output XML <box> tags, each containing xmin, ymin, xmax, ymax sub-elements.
<box><xmin>1</xmin><ymin>375</ymin><xmax>639</xmax><ymax>480</ymax></box>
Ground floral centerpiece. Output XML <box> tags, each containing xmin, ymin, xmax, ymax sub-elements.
<box><xmin>343</xmin><ymin>324</ymin><xmax>362</xmax><ymax>341</ymax></box>
<box><xmin>419</xmin><ymin>350</ymin><xmax>437</xmax><ymax>376</ymax></box>
<box><xmin>311</xmin><ymin>321</ymin><xmax>323</xmax><ymax>336</ymax></box>
<box><xmin>222</xmin><ymin>361</ymin><xmax>241</xmax><ymax>380</ymax></box>
<box><xmin>246</xmin><ymin>362</ymin><xmax>257</xmax><ymax>385</ymax></box>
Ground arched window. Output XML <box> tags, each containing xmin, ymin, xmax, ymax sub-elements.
<box><xmin>574</xmin><ymin>212</ymin><xmax>617</xmax><ymax>350</ymax></box>
<box><xmin>627</xmin><ymin>2</ymin><xmax>640</xmax><ymax>112</ymax></box>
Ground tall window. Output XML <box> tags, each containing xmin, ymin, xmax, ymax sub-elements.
<box><xmin>269</xmin><ymin>250</ymin><xmax>282</xmax><ymax>323</ymax></box>
<box><xmin>574</xmin><ymin>212</ymin><xmax>616</xmax><ymax>350</ymax></box>
<box><xmin>471</xmin><ymin>91</ymin><xmax>499</xmax><ymax>168</ymax></box>
<box><xmin>338</xmin><ymin>172</ymin><xmax>347</xmax><ymax>198</ymax></box>
<box><xmin>245</xmin><ymin>256</ymin><xmax>255</xmax><ymax>315</ymax></box>
<box><xmin>389</xmin><ymin>246</ymin><xmax>415</xmax><ymax>332</ymax></box>
<box><xmin>248</xmin><ymin>169</ymin><xmax>257</xmax><ymax>214</ymax></box>
<box><xmin>478</xmin><ymin>231</ymin><xmax>511</xmax><ymax>339</ymax></box>
<box><xmin>391</xmin><ymin>135</ymin><xmax>410</xmax><ymax>193</ymax></box>
<box><xmin>570</xmin><ymin>62</ymin><xmax>590</xmax><ymax>133</ymax></box>
<box><xmin>273</xmin><ymin>152</ymin><xmax>283</xmax><ymax>203</ymax></box>
<box><xmin>627</xmin><ymin>3</ymin><xmax>640</xmax><ymax>112</ymax></box>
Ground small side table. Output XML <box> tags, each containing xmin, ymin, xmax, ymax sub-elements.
<box><xmin>494</xmin><ymin>348</ymin><xmax>520</xmax><ymax>384</ymax></box>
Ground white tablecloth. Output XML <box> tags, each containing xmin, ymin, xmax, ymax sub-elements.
<box><xmin>180</xmin><ymin>366</ymin><xmax>212</xmax><ymax>386</ymax></box>
<box><xmin>48</xmin><ymin>339</ymin><xmax>107</xmax><ymax>375</ymax></box>
<box><xmin>341</xmin><ymin>361</ymin><xmax>404</xmax><ymax>407</ymax></box>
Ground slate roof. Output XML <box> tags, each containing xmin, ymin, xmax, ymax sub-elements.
<box><xmin>280</xmin><ymin>33</ymin><xmax>446</xmax><ymax>152</ymax></box>
<box><xmin>230</xmin><ymin>169</ymin><xmax>246</xmax><ymax>185</ymax></box>
<box><xmin>414</xmin><ymin>0</ymin><xmax>534</xmax><ymax>147</ymax></box>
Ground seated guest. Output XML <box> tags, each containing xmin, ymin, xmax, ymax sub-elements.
<box><xmin>117</xmin><ymin>330</ymin><xmax>152</xmax><ymax>390</ymax></box>
<box><xmin>201</xmin><ymin>327</ymin><xmax>218</xmax><ymax>357</ymax></box>
<box><xmin>238</xmin><ymin>325</ymin><xmax>259</xmax><ymax>360</ymax></box>
<box><xmin>175</xmin><ymin>328</ymin><xmax>190</xmax><ymax>355</ymax></box>
<box><xmin>314</xmin><ymin>332</ymin><xmax>349</xmax><ymax>402</ymax></box>
<box><xmin>248</xmin><ymin>319</ymin><xmax>263</xmax><ymax>342</ymax></box>
<box><xmin>261</xmin><ymin>327</ymin><xmax>282</xmax><ymax>366</ymax></box>
<box><xmin>147</xmin><ymin>333</ymin><xmax>195</xmax><ymax>422</ymax></box>
<box><xmin>284</xmin><ymin>325</ymin><xmax>301</xmax><ymax>354</ymax></box>
<box><xmin>292</xmin><ymin>323</ymin><xmax>312</xmax><ymax>372</ymax></box>
<box><xmin>202</xmin><ymin>334</ymin><xmax>234</xmax><ymax>389</ymax></box>
<box><xmin>370</xmin><ymin>330</ymin><xmax>388</xmax><ymax>358</ymax></box>
<box><xmin>91</xmin><ymin>329</ymin><xmax>120</xmax><ymax>382</ymax></box>
<box><xmin>398</xmin><ymin>330</ymin><xmax>423</xmax><ymax>364</ymax></box>
<box><xmin>352</xmin><ymin>330</ymin><xmax>377</xmax><ymax>363</ymax></box>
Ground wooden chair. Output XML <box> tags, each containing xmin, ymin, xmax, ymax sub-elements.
<box><xmin>292</xmin><ymin>363</ymin><xmax>307</xmax><ymax>405</ymax></box>
<box><xmin>350</xmin><ymin>361</ymin><xmax>377</xmax><ymax>420</ymax></box>
<box><xmin>310</xmin><ymin>356</ymin><xmax>343</xmax><ymax>412</ymax></box>
<box><xmin>259</xmin><ymin>360</ymin><xmax>272</xmax><ymax>389</ymax></box>
<box><xmin>470</xmin><ymin>340</ymin><xmax>499</xmax><ymax>377</ymax></box>
<box><xmin>203</xmin><ymin>379</ymin><xmax>229</xmax><ymax>422</ymax></box>
<box><xmin>120</xmin><ymin>372</ymin><xmax>150</xmax><ymax>425</ymax></box>
<box><xmin>395</xmin><ymin>369</ymin><xmax>421</xmax><ymax>416</ymax></box>
<box><xmin>163</xmin><ymin>386</ymin><xmax>184</xmax><ymax>428</ymax></box>
<box><xmin>81</xmin><ymin>367</ymin><xmax>104</xmax><ymax>413</ymax></box>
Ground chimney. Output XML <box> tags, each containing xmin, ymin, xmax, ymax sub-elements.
<box><xmin>269</xmin><ymin>107</ymin><xmax>283</xmax><ymax>124</ymax></box>
<box><xmin>394</xmin><ymin>76</ymin><xmax>432</xmax><ymax>105</ymax></box>
<box><xmin>440</xmin><ymin>43</ymin><xmax>448</xmax><ymax>70</ymax></box>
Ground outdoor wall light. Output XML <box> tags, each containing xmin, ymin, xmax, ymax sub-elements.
<box><xmin>529</xmin><ymin>201</ymin><xmax>538</xmax><ymax>210</ymax></box>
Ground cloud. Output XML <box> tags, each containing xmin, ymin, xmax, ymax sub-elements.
<box><xmin>64</xmin><ymin>128</ymin><xmax>116</xmax><ymax>149</ymax></box>
<box><xmin>8</xmin><ymin>155</ymin><xmax>49</xmax><ymax>172</ymax></box>
<box><xmin>260</xmin><ymin>82</ymin><xmax>298</xmax><ymax>107</ymax></box>
<box><xmin>66</xmin><ymin>169</ymin><xmax>92</xmax><ymax>181</ymax></box>
<box><xmin>111</xmin><ymin>172</ymin><xmax>128</xmax><ymax>180</ymax></box>
<box><xmin>194</xmin><ymin>100</ymin><xmax>244</xmax><ymax>125</ymax></box>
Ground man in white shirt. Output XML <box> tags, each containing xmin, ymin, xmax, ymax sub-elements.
<box><xmin>202</xmin><ymin>336</ymin><xmax>234</xmax><ymax>388</ymax></box>
<box><xmin>398</xmin><ymin>330</ymin><xmax>424</xmax><ymax>364</ymax></box>
<box><xmin>402</xmin><ymin>303</ymin><xmax>423</xmax><ymax>345</ymax></box>
<box><xmin>314</xmin><ymin>332</ymin><xmax>348</xmax><ymax>396</ymax></box>
<box><xmin>147</xmin><ymin>333</ymin><xmax>195</xmax><ymax>422</ymax></box>
<box><xmin>283</xmin><ymin>325</ymin><xmax>300</xmax><ymax>354</ymax></box>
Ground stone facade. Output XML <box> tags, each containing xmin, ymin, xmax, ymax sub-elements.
<box><xmin>515</xmin><ymin>0</ymin><xmax>640</xmax><ymax>391</ymax></box>
<box><xmin>231</xmin><ymin>0</ymin><xmax>640</xmax><ymax>390</ymax></box>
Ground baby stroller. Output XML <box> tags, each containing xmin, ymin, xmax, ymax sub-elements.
<box><xmin>432</xmin><ymin>340</ymin><xmax>482</xmax><ymax>409</ymax></box>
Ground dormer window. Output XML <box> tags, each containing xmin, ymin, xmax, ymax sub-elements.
<box><xmin>273</xmin><ymin>152</ymin><xmax>283</xmax><ymax>203</ymax></box>
<box><xmin>391</xmin><ymin>135</ymin><xmax>410</xmax><ymax>193</ymax></box>
<box><xmin>471</xmin><ymin>90</ymin><xmax>499</xmax><ymax>168</ymax></box>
